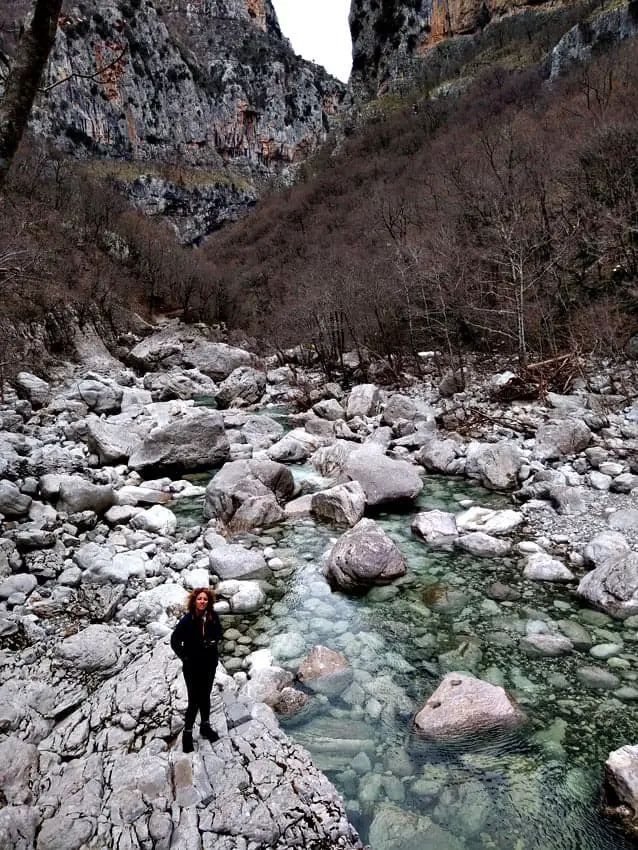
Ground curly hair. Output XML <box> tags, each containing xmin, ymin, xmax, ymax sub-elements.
<box><xmin>186</xmin><ymin>586</ymin><xmax>216</xmax><ymax>616</ymax></box>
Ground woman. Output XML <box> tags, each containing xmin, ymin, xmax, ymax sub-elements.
<box><xmin>171</xmin><ymin>586</ymin><xmax>223</xmax><ymax>753</ymax></box>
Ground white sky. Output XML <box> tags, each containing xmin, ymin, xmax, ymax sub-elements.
<box><xmin>272</xmin><ymin>0</ymin><xmax>353</xmax><ymax>82</ymax></box>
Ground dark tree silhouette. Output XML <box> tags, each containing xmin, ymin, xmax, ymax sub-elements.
<box><xmin>0</xmin><ymin>0</ymin><xmax>62</xmax><ymax>189</ymax></box>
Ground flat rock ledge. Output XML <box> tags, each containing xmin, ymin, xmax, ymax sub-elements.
<box><xmin>0</xmin><ymin>641</ymin><xmax>364</xmax><ymax>850</ymax></box>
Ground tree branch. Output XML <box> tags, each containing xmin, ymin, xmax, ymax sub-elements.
<box><xmin>0</xmin><ymin>0</ymin><xmax>63</xmax><ymax>189</ymax></box>
<box><xmin>39</xmin><ymin>46</ymin><xmax>127</xmax><ymax>92</ymax></box>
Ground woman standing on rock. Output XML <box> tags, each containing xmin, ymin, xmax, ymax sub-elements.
<box><xmin>171</xmin><ymin>587</ymin><xmax>223</xmax><ymax>752</ymax></box>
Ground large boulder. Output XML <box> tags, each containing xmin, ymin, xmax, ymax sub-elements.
<box><xmin>116</xmin><ymin>583</ymin><xmax>186</xmax><ymax>624</ymax></box>
<box><xmin>455</xmin><ymin>533</ymin><xmax>511</xmax><ymax>557</ymax></box>
<box><xmin>310</xmin><ymin>441</ymin><xmax>357</xmax><ymax>478</ymax></box>
<box><xmin>215</xmin><ymin>579</ymin><xmax>266</xmax><ymax>612</ymax></box>
<box><xmin>66</xmin><ymin>379</ymin><xmax>123</xmax><ymax>414</ymax></box>
<box><xmin>411</xmin><ymin>510</ymin><xmax>458</xmax><ymax>547</ymax></box>
<box><xmin>56</xmin><ymin>477</ymin><xmax>116</xmax><ymax>515</ymax></box>
<box><xmin>0</xmin><ymin>481</ymin><xmax>31</xmax><ymax>518</ymax></box>
<box><xmin>128</xmin><ymin>326</ymin><xmax>252</xmax><ymax>380</ymax></box>
<box><xmin>0</xmin><ymin>574</ymin><xmax>37</xmax><ymax>600</ymax></box>
<box><xmin>142</xmin><ymin>370</ymin><xmax>217</xmax><ymax>401</ymax></box>
<box><xmin>381</xmin><ymin>393</ymin><xmax>424</xmax><ymax>426</ymax></box>
<box><xmin>215</xmin><ymin>366</ymin><xmax>266</xmax><ymax>408</ymax></box>
<box><xmin>268</xmin><ymin>435</ymin><xmax>310</xmax><ymax>463</ymax></box>
<box><xmin>241</xmin><ymin>415</ymin><xmax>284</xmax><ymax>449</ymax></box>
<box><xmin>185</xmin><ymin>342</ymin><xmax>253</xmax><ymax>380</ymax></box>
<box><xmin>605</xmin><ymin>745</ymin><xmax>638</xmax><ymax>823</ymax></box>
<box><xmin>129</xmin><ymin>505</ymin><xmax>177</xmax><ymax>536</ymax></box>
<box><xmin>323</xmin><ymin>518</ymin><xmax>407</xmax><ymax>593</ymax></box>
<box><xmin>86</xmin><ymin>419</ymin><xmax>143</xmax><ymax>465</ymax></box>
<box><xmin>583</xmin><ymin>532</ymin><xmax>630</xmax><ymax>569</ymax></box>
<box><xmin>14</xmin><ymin>372</ymin><xmax>51</xmax><ymax>408</ymax></box>
<box><xmin>534</xmin><ymin>418</ymin><xmax>592</xmax><ymax>460</ymax></box>
<box><xmin>522</xmin><ymin>553</ymin><xmax>574</xmax><ymax>582</ymax></box>
<box><xmin>346</xmin><ymin>384</ymin><xmax>380</xmax><ymax>419</ymax></box>
<box><xmin>55</xmin><ymin>625</ymin><xmax>123</xmax><ymax>672</ymax></box>
<box><xmin>229</xmin><ymin>495</ymin><xmax>285</xmax><ymax>532</ymax></box>
<box><xmin>577</xmin><ymin>552</ymin><xmax>638</xmax><ymax>619</ymax></box>
<box><xmin>414</xmin><ymin>673</ymin><xmax>525</xmax><ymax>740</ymax></box>
<box><xmin>239</xmin><ymin>666</ymin><xmax>294</xmax><ymax>708</ymax></box>
<box><xmin>208</xmin><ymin>544</ymin><xmax>270</xmax><ymax>580</ymax></box>
<box><xmin>417</xmin><ymin>438</ymin><xmax>459</xmax><ymax>474</ymax></box>
<box><xmin>128</xmin><ymin>407</ymin><xmax>229</xmax><ymax>472</ymax></box>
<box><xmin>344</xmin><ymin>444</ymin><xmax>423</xmax><ymax>506</ymax></box>
<box><xmin>465</xmin><ymin>441</ymin><xmax>523</xmax><ymax>491</ymax></box>
<box><xmin>204</xmin><ymin>458</ymin><xmax>294</xmax><ymax>523</ymax></box>
<box><xmin>311</xmin><ymin>481</ymin><xmax>366</xmax><ymax>527</ymax></box>
<box><xmin>456</xmin><ymin>506</ymin><xmax>523</xmax><ymax>535</ymax></box>
<box><xmin>74</xmin><ymin>543</ymin><xmax>147</xmax><ymax>584</ymax></box>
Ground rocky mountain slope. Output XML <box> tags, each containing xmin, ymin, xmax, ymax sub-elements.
<box><xmin>348</xmin><ymin>0</ymin><xmax>638</xmax><ymax>99</ymax></box>
<box><xmin>1</xmin><ymin>0</ymin><xmax>346</xmax><ymax>243</ymax></box>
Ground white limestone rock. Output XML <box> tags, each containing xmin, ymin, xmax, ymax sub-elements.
<box><xmin>414</xmin><ymin>673</ymin><xmax>525</xmax><ymax>740</ymax></box>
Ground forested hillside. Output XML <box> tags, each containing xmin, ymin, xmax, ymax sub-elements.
<box><xmin>198</xmin><ymin>37</ymin><xmax>638</xmax><ymax>370</ymax></box>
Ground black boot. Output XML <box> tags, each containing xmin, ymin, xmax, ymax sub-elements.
<box><xmin>199</xmin><ymin>722</ymin><xmax>219</xmax><ymax>743</ymax></box>
<box><xmin>182</xmin><ymin>728</ymin><xmax>194</xmax><ymax>753</ymax></box>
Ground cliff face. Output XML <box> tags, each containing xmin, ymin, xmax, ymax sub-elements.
<box><xmin>33</xmin><ymin>0</ymin><xmax>344</xmax><ymax>168</ymax></box>
<box><xmin>348</xmin><ymin>0</ymin><xmax>594</xmax><ymax>99</ymax></box>
<box><xmin>8</xmin><ymin>0</ymin><xmax>345</xmax><ymax>242</ymax></box>
<box><xmin>349</xmin><ymin>0</ymin><xmax>499</xmax><ymax>99</ymax></box>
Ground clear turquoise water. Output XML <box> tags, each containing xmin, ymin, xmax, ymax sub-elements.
<box><xmin>176</xmin><ymin>465</ymin><xmax>637</xmax><ymax>850</ymax></box>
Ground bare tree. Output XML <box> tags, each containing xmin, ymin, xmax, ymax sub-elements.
<box><xmin>0</xmin><ymin>0</ymin><xmax>62</xmax><ymax>189</ymax></box>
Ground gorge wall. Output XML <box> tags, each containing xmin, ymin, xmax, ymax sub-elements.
<box><xmin>348</xmin><ymin>0</ymin><xmax>638</xmax><ymax>100</ymax></box>
<box><xmin>1</xmin><ymin>0</ymin><xmax>346</xmax><ymax>242</ymax></box>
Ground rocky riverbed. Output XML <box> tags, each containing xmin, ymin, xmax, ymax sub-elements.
<box><xmin>1</xmin><ymin>321</ymin><xmax>638</xmax><ymax>849</ymax></box>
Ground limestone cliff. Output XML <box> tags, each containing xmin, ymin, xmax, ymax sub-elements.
<box><xmin>2</xmin><ymin>0</ymin><xmax>345</xmax><ymax>242</ymax></box>
<box><xmin>348</xmin><ymin>0</ymin><xmax>636</xmax><ymax>100</ymax></box>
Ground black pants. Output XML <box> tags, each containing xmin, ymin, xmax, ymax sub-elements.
<box><xmin>183</xmin><ymin>663</ymin><xmax>217</xmax><ymax>729</ymax></box>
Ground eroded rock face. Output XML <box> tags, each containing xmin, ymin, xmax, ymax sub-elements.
<box><xmin>23</xmin><ymin>0</ymin><xmax>346</xmax><ymax>244</ymax></box>
<box><xmin>350</xmin><ymin>0</ymin><xmax>533</xmax><ymax>100</ymax></box>
<box><xmin>414</xmin><ymin>672</ymin><xmax>525</xmax><ymax>740</ymax></box>
<box><xmin>0</xmin><ymin>641</ymin><xmax>364</xmax><ymax>850</ymax></box>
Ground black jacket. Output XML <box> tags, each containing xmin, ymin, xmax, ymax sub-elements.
<box><xmin>171</xmin><ymin>611</ymin><xmax>222</xmax><ymax>669</ymax></box>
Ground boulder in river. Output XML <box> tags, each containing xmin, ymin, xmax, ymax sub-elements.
<box><xmin>414</xmin><ymin>673</ymin><xmax>525</xmax><ymax>740</ymax></box>
<box><xmin>577</xmin><ymin>552</ymin><xmax>638</xmax><ymax>619</ymax></box>
<box><xmin>604</xmin><ymin>745</ymin><xmax>638</xmax><ymax>830</ymax></box>
<box><xmin>204</xmin><ymin>458</ymin><xmax>294</xmax><ymax>524</ymax></box>
<box><xmin>323</xmin><ymin>518</ymin><xmax>407</xmax><ymax>593</ymax></box>
<box><xmin>128</xmin><ymin>407</ymin><xmax>230</xmax><ymax>473</ymax></box>
<box><xmin>344</xmin><ymin>444</ymin><xmax>423</xmax><ymax>507</ymax></box>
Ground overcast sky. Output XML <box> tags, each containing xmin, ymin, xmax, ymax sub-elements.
<box><xmin>272</xmin><ymin>0</ymin><xmax>353</xmax><ymax>82</ymax></box>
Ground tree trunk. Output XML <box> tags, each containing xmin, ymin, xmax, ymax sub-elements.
<box><xmin>0</xmin><ymin>0</ymin><xmax>63</xmax><ymax>189</ymax></box>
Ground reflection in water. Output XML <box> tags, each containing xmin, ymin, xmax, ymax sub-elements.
<box><xmin>175</xmin><ymin>468</ymin><xmax>637</xmax><ymax>849</ymax></box>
